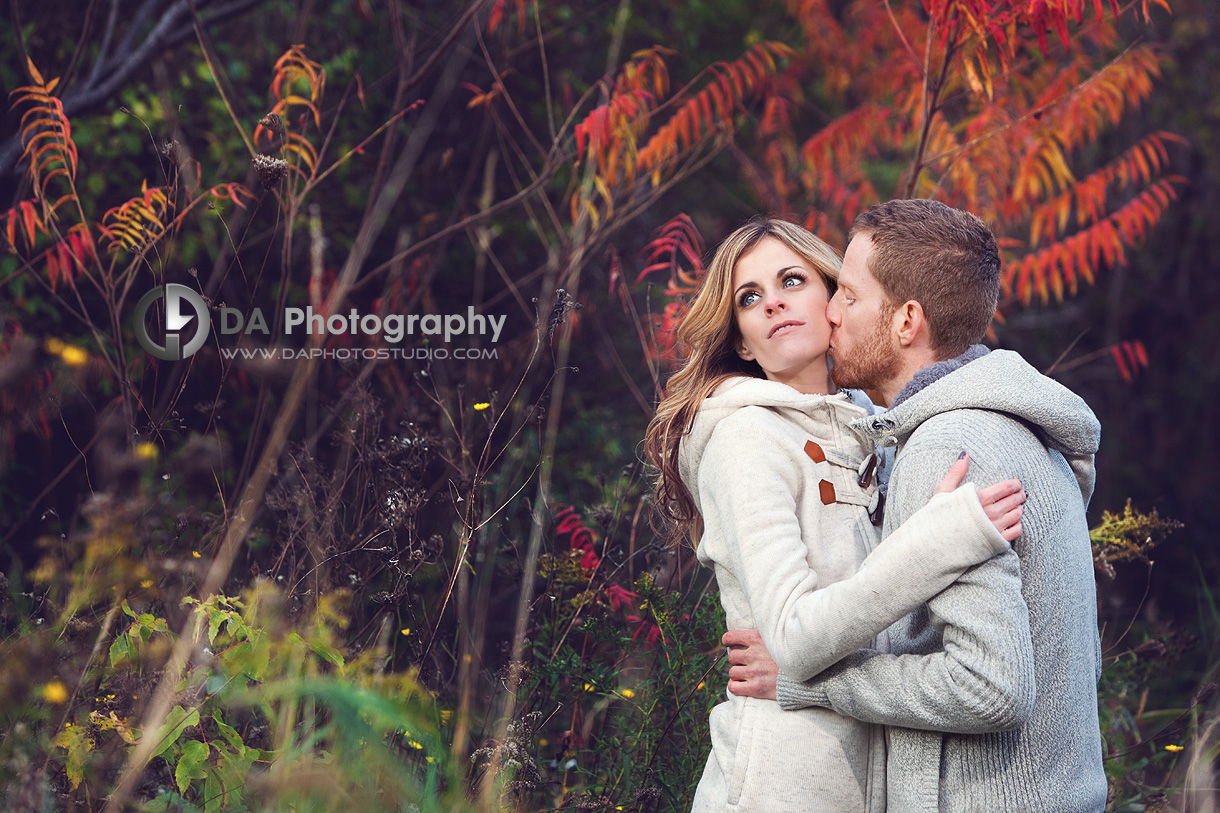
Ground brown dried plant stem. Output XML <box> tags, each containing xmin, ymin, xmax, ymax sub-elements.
<box><xmin>474</xmin><ymin>0</ymin><xmax>631</xmax><ymax>806</ymax></box>
<box><xmin>106</xmin><ymin>34</ymin><xmax>434</xmax><ymax>802</ymax></box>
<box><xmin>104</xmin><ymin>345</ymin><xmax>324</xmax><ymax>811</ymax></box>
<box><xmin>43</xmin><ymin>599</ymin><xmax>123</xmax><ymax>775</ymax></box>
<box><xmin>474</xmin><ymin>269</ymin><xmax>581</xmax><ymax>812</ymax></box>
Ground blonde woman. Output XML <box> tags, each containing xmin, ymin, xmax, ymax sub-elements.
<box><xmin>643</xmin><ymin>218</ymin><xmax>1026</xmax><ymax>812</ymax></box>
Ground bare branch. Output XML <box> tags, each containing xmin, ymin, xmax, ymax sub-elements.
<box><xmin>0</xmin><ymin>0</ymin><xmax>269</xmax><ymax>177</ymax></box>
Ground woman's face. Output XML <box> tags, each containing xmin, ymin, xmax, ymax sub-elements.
<box><xmin>731</xmin><ymin>236</ymin><xmax>834</xmax><ymax>394</ymax></box>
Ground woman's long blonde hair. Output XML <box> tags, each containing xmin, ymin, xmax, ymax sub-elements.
<box><xmin>643</xmin><ymin>217</ymin><xmax>843</xmax><ymax>547</ymax></box>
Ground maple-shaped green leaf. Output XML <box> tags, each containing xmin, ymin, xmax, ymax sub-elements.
<box><xmin>175</xmin><ymin>739</ymin><xmax>209</xmax><ymax>794</ymax></box>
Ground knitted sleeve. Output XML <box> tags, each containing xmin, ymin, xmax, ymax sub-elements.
<box><xmin>775</xmin><ymin>438</ymin><xmax>1038</xmax><ymax>732</ymax></box>
<box><xmin>774</xmin><ymin>549</ymin><xmax>1037</xmax><ymax>732</ymax></box>
<box><xmin>699</xmin><ymin>413</ymin><xmax>1010</xmax><ymax>682</ymax></box>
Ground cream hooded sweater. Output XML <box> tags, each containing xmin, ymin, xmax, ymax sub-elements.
<box><xmin>680</xmin><ymin>376</ymin><xmax>1011</xmax><ymax>812</ymax></box>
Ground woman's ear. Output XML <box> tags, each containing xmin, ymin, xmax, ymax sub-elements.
<box><xmin>736</xmin><ymin>336</ymin><xmax>755</xmax><ymax>361</ymax></box>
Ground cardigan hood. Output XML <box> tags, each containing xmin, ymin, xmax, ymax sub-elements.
<box><xmin>853</xmin><ymin>349</ymin><xmax>1101</xmax><ymax>504</ymax></box>
<box><xmin>678</xmin><ymin>376</ymin><xmax>876</xmax><ymax>514</ymax></box>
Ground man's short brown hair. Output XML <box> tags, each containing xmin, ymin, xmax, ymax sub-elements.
<box><xmin>850</xmin><ymin>199</ymin><xmax>1000</xmax><ymax>359</ymax></box>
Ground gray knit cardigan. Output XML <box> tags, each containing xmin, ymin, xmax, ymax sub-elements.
<box><xmin>777</xmin><ymin>348</ymin><xmax>1107</xmax><ymax>813</ymax></box>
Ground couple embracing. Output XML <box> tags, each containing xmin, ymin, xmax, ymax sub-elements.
<box><xmin>643</xmin><ymin>200</ymin><xmax>1106</xmax><ymax>812</ymax></box>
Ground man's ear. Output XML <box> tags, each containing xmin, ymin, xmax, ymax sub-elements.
<box><xmin>892</xmin><ymin>300</ymin><xmax>929</xmax><ymax>349</ymax></box>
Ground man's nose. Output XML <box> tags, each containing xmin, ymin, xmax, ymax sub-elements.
<box><xmin>826</xmin><ymin>294</ymin><xmax>841</xmax><ymax>326</ymax></box>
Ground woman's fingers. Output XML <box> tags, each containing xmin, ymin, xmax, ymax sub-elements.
<box><xmin>986</xmin><ymin>493</ymin><xmax>1026</xmax><ymax>540</ymax></box>
<box><xmin>933</xmin><ymin>452</ymin><xmax>971</xmax><ymax>495</ymax></box>
<box><xmin>975</xmin><ymin>478</ymin><xmax>1027</xmax><ymax>539</ymax></box>
<box><xmin>932</xmin><ymin>463</ymin><xmax>1027</xmax><ymax>539</ymax></box>
<box><xmin>983</xmin><ymin>489</ymin><xmax>1026</xmax><ymax>521</ymax></box>
<box><xmin>977</xmin><ymin>478</ymin><xmax>1023</xmax><ymax>507</ymax></box>
<box><xmin>997</xmin><ymin>507</ymin><xmax>1024</xmax><ymax>542</ymax></box>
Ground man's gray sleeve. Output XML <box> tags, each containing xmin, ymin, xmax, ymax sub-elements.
<box><xmin>775</xmin><ymin>548</ymin><xmax>1036</xmax><ymax>733</ymax></box>
<box><xmin>776</xmin><ymin>442</ymin><xmax>1037</xmax><ymax>734</ymax></box>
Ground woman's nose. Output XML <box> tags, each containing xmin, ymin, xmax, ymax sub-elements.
<box><xmin>765</xmin><ymin>294</ymin><xmax>787</xmax><ymax>314</ymax></box>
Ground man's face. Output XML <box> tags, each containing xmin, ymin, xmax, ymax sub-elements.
<box><xmin>826</xmin><ymin>234</ymin><xmax>902</xmax><ymax>392</ymax></box>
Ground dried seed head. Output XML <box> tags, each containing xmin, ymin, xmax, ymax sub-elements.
<box><xmin>259</xmin><ymin>112</ymin><xmax>284</xmax><ymax>137</ymax></box>
<box><xmin>1195</xmin><ymin>681</ymin><xmax>1218</xmax><ymax>708</ymax></box>
<box><xmin>1134</xmin><ymin>639</ymin><xmax>1168</xmax><ymax>660</ymax></box>
<box><xmin>253</xmin><ymin>154</ymin><xmax>288</xmax><ymax>189</ymax></box>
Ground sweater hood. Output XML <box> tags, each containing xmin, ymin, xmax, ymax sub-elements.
<box><xmin>678</xmin><ymin>376</ymin><xmax>875</xmax><ymax>511</ymax></box>
<box><xmin>855</xmin><ymin>349</ymin><xmax>1100</xmax><ymax>502</ymax></box>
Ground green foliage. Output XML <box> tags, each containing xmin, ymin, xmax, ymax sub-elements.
<box><xmin>0</xmin><ymin>1</ymin><xmax>1216</xmax><ymax>812</ymax></box>
<box><xmin>1098</xmin><ymin>633</ymin><xmax>1190</xmax><ymax>810</ymax></box>
<box><xmin>31</xmin><ymin>584</ymin><xmax>466</xmax><ymax>812</ymax></box>
<box><xmin>506</xmin><ymin>499</ymin><xmax>724</xmax><ymax>811</ymax></box>
<box><xmin>1091</xmin><ymin>500</ymin><xmax>1185</xmax><ymax>579</ymax></box>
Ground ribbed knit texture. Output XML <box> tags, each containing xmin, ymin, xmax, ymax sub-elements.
<box><xmin>680</xmin><ymin>376</ymin><xmax>1011</xmax><ymax>812</ymax></box>
<box><xmin>776</xmin><ymin>349</ymin><xmax>1107</xmax><ymax>813</ymax></box>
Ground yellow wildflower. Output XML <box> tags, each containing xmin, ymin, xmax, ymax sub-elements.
<box><xmin>583</xmin><ymin>683</ymin><xmax>594</xmax><ymax>692</ymax></box>
<box><xmin>621</xmin><ymin>689</ymin><xmax>635</xmax><ymax>699</ymax></box>
<box><xmin>401</xmin><ymin>628</ymin><xmax>410</xmax><ymax>636</ymax></box>
<box><xmin>539</xmin><ymin>737</ymin><xmax>548</xmax><ymax>746</ymax></box>
<box><xmin>44</xmin><ymin>338</ymin><xmax>65</xmax><ymax>354</ymax></box>
<box><xmin>140</xmin><ymin>579</ymin><xmax>154</xmax><ymax>588</ymax></box>
<box><xmin>696</xmin><ymin>682</ymin><xmax>705</xmax><ymax>691</ymax></box>
<box><xmin>473</xmin><ymin>402</ymin><xmax>490</xmax><ymax>411</ymax></box>
<box><xmin>192</xmin><ymin>551</ymin><xmax>201</xmax><ymax>558</ymax></box>
<box><xmin>42</xmin><ymin>679</ymin><xmax>69</xmax><ymax>704</ymax></box>
<box><xmin>60</xmin><ymin>346</ymin><xmax>88</xmax><ymax>367</ymax></box>
<box><xmin>1165</xmin><ymin>744</ymin><xmax>1184</xmax><ymax>752</ymax></box>
<box><xmin>134</xmin><ymin>442</ymin><xmax>157</xmax><ymax>460</ymax></box>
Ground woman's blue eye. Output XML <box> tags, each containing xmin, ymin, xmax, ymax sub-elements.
<box><xmin>740</xmin><ymin>291</ymin><xmax>759</xmax><ymax>307</ymax></box>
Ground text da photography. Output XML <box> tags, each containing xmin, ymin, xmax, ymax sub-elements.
<box><xmin>220</xmin><ymin>305</ymin><xmax>507</xmax><ymax>344</ymax></box>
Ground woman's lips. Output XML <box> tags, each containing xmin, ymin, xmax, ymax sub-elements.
<box><xmin>769</xmin><ymin>320</ymin><xmax>803</xmax><ymax>338</ymax></box>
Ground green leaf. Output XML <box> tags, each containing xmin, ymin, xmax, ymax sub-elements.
<box><xmin>175</xmin><ymin>739</ymin><xmax>209</xmax><ymax>794</ymax></box>
<box><xmin>207</xmin><ymin>608</ymin><xmax>225</xmax><ymax>644</ymax></box>
<box><xmin>308</xmin><ymin>639</ymin><xmax>345</xmax><ymax>667</ymax></box>
<box><xmin>247</xmin><ymin>631</ymin><xmax>271</xmax><ymax>680</ymax></box>
<box><xmin>147</xmin><ymin>705</ymin><xmax>201</xmax><ymax>761</ymax></box>
<box><xmin>214</xmin><ymin>747</ymin><xmax>256</xmax><ymax>810</ymax></box>
<box><xmin>53</xmin><ymin>724</ymin><xmax>93</xmax><ymax>790</ymax></box>
<box><xmin>203</xmin><ymin>769</ymin><xmax>224</xmax><ymax>813</ymax></box>
<box><xmin>212</xmin><ymin>714</ymin><xmax>245</xmax><ymax>752</ymax></box>
<box><xmin>108</xmin><ymin>633</ymin><xmax>133</xmax><ymax>668</ymax></box>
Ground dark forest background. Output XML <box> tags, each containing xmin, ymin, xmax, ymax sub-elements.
<box><xmin>1</xmin><ymin>0</ymin><xmax>1217</xmax><ymax>810</ymax></box>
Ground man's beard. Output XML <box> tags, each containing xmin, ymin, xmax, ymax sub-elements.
<box><xmin>831</xmin><ymin>311</ymin><xmax>901</xmax><ymax>391</ymax></box>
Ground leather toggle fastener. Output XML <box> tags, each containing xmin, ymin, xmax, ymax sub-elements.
<box><xmin>869</xmin><ymin>490</ymin><xmax>886</xmax><ymax>526</ymax></box>
<box><xmin>857</xmin><ymin>453</ymin><xmax>877</xmax><ymax>488</ymax></box>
